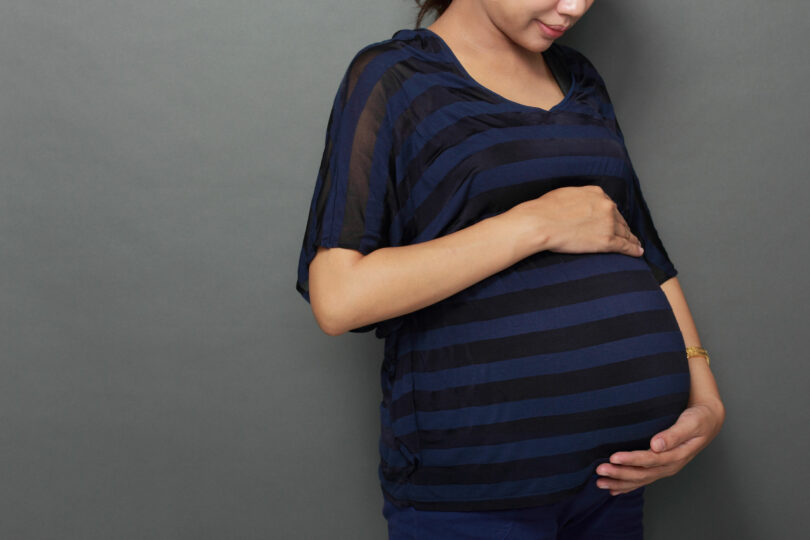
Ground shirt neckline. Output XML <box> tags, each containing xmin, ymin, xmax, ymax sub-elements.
<box><xmin>414</xmin><ymin>27</ymin><xmax>576</xmax><ymax>113</ymax></box>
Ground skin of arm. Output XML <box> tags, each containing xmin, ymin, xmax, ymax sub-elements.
<box><xmin>310</xmin><ymin>209</ymin><xmax>547</xmax><ymax>336</ymax></box>
<box><xmin>308</xmin><ymin>186</ymin><xmax>644</xmax><ymax>335</ymax></box>
<box><xmin>595</xmin><ymin>276</ymin><xmax>727</xmax><ymax>495</ymax></box>
<box><xmin>659</xmin><ymin>276</ymin><xmax>724</xmax><ymax>413</ymax></box>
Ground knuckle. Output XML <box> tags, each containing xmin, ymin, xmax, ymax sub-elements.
<box><xmin>676</xmin><ymin>446</ymin><xmax>695</xmax><ymax>462</ymax></box>
<box><xmin>600</xmin><ymin>233</ymin><xmax>617</xmax><ymax>249</ymax></box>
<box><xmin>665</xmin><ymin>467</ymin><xmax>679</xmax><ymax>478</ymax></box>
<box><xmin>609</xmin><ymin>231</ymin><xmax>624</xmax><ymax>244</ymax></box>
<box><xmin>600</xmin><ymin>197</ymin><xmax>616</xmax><ymax>210</ymax></box>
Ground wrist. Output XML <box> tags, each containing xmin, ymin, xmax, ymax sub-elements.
<box><xmin>500</xmin><ymin>203</ymin><xmax>552</xmax><ymax>257</ymax></box>
<box><xmin>688</xmin><ymin>394</ymin><xmax>725</xmax><ymax>417</ymax></box>
<box><xmin>686</xmin><ymin>346</ymin><xmax>710</xmax><ymax>367</ymax></box>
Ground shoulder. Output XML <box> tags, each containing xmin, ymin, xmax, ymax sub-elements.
<box><xmin>336</xmin><ymin>30</ymin><xmax>432</xmax><ymax>107</ymax></box>
<box><xmin>341</xmin><ymin>32</ymin><xmax>419</xmax><ymax>83</ymax></box>
<box><xmin>345</xmin><ymin>37</ymin><xmax>403</xmax><ymax>75</ymax></box>
<box><xmin>346</xmin><ymin>27</ymin><xmax>437</xmax><ymax>68</ymax></box>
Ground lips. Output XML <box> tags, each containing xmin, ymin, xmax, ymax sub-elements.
<box><xmin>536</xmin><ymin>20</ymin><xmax>567</xmax><ymax>38</ymax></box>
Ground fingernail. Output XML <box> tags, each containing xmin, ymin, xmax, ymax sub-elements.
<box><xmin>652</xmin><ymin>439</ymin><xmax>665</xmax><ymax>451</ymax></box>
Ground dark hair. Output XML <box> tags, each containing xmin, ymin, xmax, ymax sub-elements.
<box><xmin>414</xmin><ymin>1</ymin><xmax>452</xmax><ymax>29</ymax></box>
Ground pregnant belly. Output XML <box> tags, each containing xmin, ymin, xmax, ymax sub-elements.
<box><xmin>385</xmin><ymin>250</ymin><xmax>690</xmax><ymax>481</ymax></box>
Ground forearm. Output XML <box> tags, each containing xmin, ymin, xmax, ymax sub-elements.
<box><xmin>660</xmin><ymin>277</ymin><xmax>725</xmax><ymax>415</ymax></box>
<box><xmin>315</xmin><ymin>211</ymin><xmax>544</xmax><ymax>335</ymax></box>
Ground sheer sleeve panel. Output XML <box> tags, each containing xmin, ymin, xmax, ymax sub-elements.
<box><xmin>295</xmin><ymin>46</ymin><xmax>400</xmax><ymax>333</ymax></box>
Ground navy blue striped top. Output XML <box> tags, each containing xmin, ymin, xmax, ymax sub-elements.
<box><xmin>295</xmin><ymin>27</ymin><xmax>689</xmax><ymax>512</ymax></box>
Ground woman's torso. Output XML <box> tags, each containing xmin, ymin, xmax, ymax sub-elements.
<box><xmin>349</xmin><ymin>28</ymin><xmax>690</xmax><ymax>511</ymax></box>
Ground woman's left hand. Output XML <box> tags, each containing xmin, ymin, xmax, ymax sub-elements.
<box><xmin>595</xmin><ymin>399</ymin><xmax>726</xmax><ymax>495</ymax></box>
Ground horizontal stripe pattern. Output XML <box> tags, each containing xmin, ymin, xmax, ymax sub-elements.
<box><xmin>295</xmin><ymin>27</ymin><xmax>687</xmax><ymax>511</ymax></box>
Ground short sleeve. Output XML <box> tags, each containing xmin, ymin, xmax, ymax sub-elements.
<box><xmin>295</xmin><ymin>47</ymin><xmax>399</xmax><ymax>333</ymax></box>
<box><xmin>622</xmin><ymin>145</ymin><xmax>679</xmax><ymax>285</ymax></box>
<box><xmin>578</xmin><ymin>51</ymin><xmax>679</xmax><ymax>285</ymax></box>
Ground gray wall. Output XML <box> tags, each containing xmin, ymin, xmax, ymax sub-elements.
<box><xmin>2</xmin><ymin>1</ymin><xmax>807</xmax><ymax>538</ymax></box>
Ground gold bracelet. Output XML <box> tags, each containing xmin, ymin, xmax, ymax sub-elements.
<box><xmin>685</xmin><ymin>346</ymin><xmax>710</xmax><ymax>367</ymax></box>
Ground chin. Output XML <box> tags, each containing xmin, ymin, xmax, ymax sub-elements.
<box><xmin>525</xmin><ymin>36</ymin><xmax>554</xmax><ymax>53</ymax></box>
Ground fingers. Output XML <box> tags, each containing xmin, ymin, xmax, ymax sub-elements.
<box><xmin>597</xmin><ymin>462</ymin><xmax>650</xmax><ymax>483</ymax></box>
<box><xmin>623</xmin><ymin>223</ymin><xmax>642</xmax><ymax>251</ymax></box>
<box><xmin>609</xmin><ymin>205</ymin><xmax>631</xmax><ymax>238</ymax></box>
<box><xmin>596</xmin><ymin>443</ymin><xmax>698</xmax><ymax>493</ymax></box>
<box><xmin>596</xmin><ymin>476</ymin><xmax>645</xmax><ymax>495</ymax></box>
<box><xmin>598</xmin><ymin>439</ymin><xmax>703</xmax><ymax>494</ymax></box>
<box><xmin>652</xmin><ymin>405</ymin><xmax>707</xmax><ymax>452</ymax></box>
<box><xmin>610</xmin><ymin>450</ymin><xmax>661</xmax><ymax>468</ymax></box>
<box><xmin>620</xmin><ymin>216</ymin><xmax>641</xmax><ymax>246</ymax></box>
<box><xmin>597</xmin><ymin>469</ymin><xmax>663</xmax><ymax>495</ymax></box>
<box><xmin>609</xmin><ymin>436</ymin><xmax>705</xmax><ymax>469</ymax></box>
<box><xmin>611</xmin><ymin>207</ymin><xmax>643</xmax><ymax>255</ymax></box>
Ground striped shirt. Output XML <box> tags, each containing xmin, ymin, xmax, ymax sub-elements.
<box><xmin>295</xmin><ymin>27</ymin><xmax>689</xmax><ymax>512</ymax></box>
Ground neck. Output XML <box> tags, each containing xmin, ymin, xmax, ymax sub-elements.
<box><xmin>427</xmin><ymin>1</ymin><xmax>549</xmax><ymax>71</ymax></box>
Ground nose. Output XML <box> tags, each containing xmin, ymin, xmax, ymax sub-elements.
<box><xmin>557</xmin><ymin>0</ymin><xmax>588</xmax><ymax>17</ymax></box>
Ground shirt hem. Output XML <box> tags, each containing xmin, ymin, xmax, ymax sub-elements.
<box><xmin>380</xmin><ymin>476</ymin><xmax>596</xmax><ymax>512</ymax></box>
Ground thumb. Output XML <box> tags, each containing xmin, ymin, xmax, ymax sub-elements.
<box><xmin>650</xmin><ymin>412</ymin><xmax>696</xmax><ymax>452</ymax></box>
<box><xmin>650</xmin><ymin>434</ymin><xmax>669</xmax><ymax>452</ymax></box>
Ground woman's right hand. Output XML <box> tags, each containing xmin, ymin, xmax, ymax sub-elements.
<box><xmin>508</xmin><ymin>185</ymin><xmax>645</xmax><ymax>257</ymax></box>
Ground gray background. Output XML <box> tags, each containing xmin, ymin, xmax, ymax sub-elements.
<box><xmin>2</xmin><ymin>0</ymin><xmax>808</xmax><ymax>538</ymax></box>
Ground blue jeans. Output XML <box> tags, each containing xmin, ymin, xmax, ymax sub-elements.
<box><xmin>382</xmin><ymin>471</ymin><xmax>645</xmax><ymax>539</ymax></box>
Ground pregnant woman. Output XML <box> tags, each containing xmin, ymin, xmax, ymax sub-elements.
<box><xmin>295</xmin><ymin>1</ymin><xmax>725</xmax><ymax>538</ymax></box>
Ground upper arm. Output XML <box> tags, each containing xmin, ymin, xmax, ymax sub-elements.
<box><xmin>294</xmin><ymin>43</ymin><xmax>401</xmax><ymax>334</ymax></box>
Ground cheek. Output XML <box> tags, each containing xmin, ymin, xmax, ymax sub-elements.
<box><xmin>488</xmin><ymin>2</ymin><xmax>547</xmax><ymax>46</ymax></box>
<box><xmin>489</xmin><ymin>0</ymin><xmax>531</xmax><ymax>25</ymax></box>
